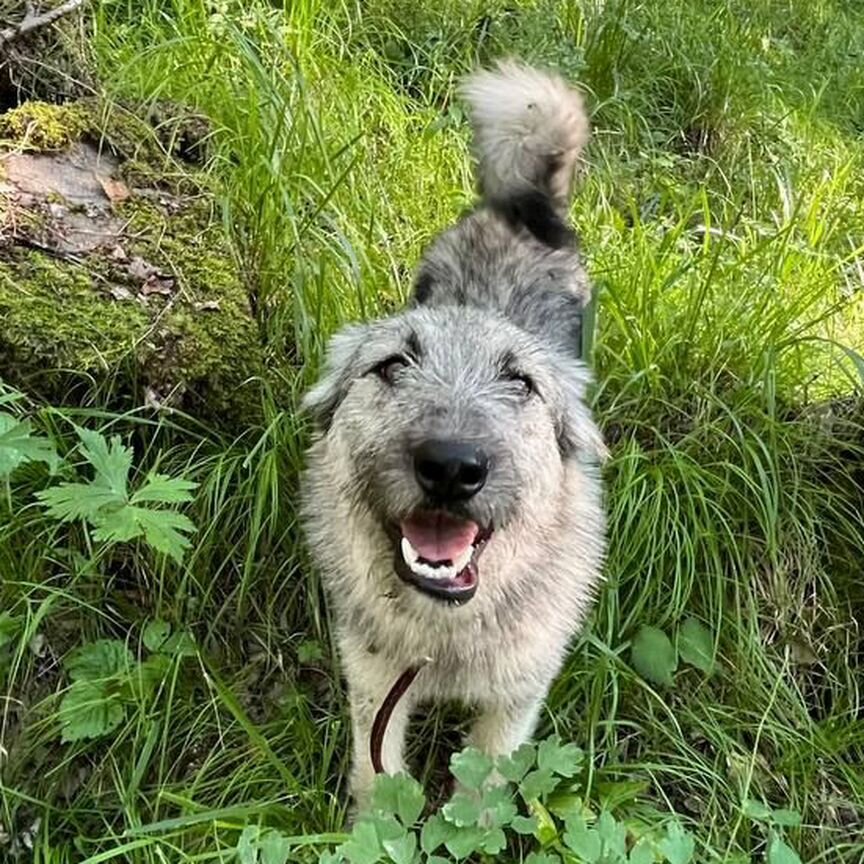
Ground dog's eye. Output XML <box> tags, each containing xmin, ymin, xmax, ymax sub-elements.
<box><xmin>505</xmin><ymin>370</ymin><xmax>535</xmax><ymax>398</ymax></box>
<box><xmin>372</xmin><ymin>354</ymin><xmax>409</xmax><ymax>384</ymax></box>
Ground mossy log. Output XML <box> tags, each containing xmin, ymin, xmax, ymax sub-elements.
<box><xmin>0</xmin><ymin>101</ymin><xmax>266</xmax><ymax>425</ymax></box>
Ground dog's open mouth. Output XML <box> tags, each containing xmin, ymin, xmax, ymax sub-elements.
<box><xmin>392</xmin><ymin>511</ymin><xmax>492</xmax><ymax>603</ymax></box>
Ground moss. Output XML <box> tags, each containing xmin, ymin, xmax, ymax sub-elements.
<box><xmin>118</xmin><ymin>196</ymin><xmax>267</xmax><ymax>420</ymax></box>
<box><xmin>0</xmin><ymin>101</ymin><xmax>91</xmax><ymax>151</ymax></box>
<box><xmin>88</xmin><ymin>100</ymin><xmax>208</xmax><ymax>194</ymax></box>
<box><xmin>0</xmin><ymin>100</ymin><xmax>270</xmax><ymax>426</ymax></box>
<box><xmin>0</xmin><ymin>200</ymin><xmax>267</xmax><ymax>424</ymax></box>
<box><xmin>0</xmin><ymin>251</ymin><xmax>148</xmax><ymax>369</ymax></box>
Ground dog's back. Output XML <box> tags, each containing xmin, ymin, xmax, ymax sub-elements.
<box><xmin>411</xmin><ymin>61</ymin><xmax>591</xmax><ymax>360</ymax></box>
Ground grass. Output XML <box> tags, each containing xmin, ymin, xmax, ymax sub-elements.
<box><xmin>2</xmin><ymin>0</ymin><xmax>864</xmax><ymax>860</ymax></box>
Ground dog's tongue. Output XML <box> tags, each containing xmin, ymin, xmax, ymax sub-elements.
<box><xmin>400</xmin><ymin>512</ymin><xmax>479</xmax><ymax>563</ymax></box>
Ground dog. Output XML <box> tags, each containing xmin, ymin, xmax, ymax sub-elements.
<box><xmin>301</xmin><ymin>61</ymin><xmax>606</xmax><ymax>811</ymax></box>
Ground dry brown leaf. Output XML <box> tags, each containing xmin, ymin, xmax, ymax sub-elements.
<box><xmin>127</xmin><ymin>256</ymin><xmax>157</xmax><ymax>281</ymax></box>
<box><xmin>97</xmin><ymin>174</ymin><xmax>130</xmax><ymax>204</ymax></box>
<box><xmin>141</xmin><ymin>275</ymin><xmax>176</xmax><ymax>296</ymax></box>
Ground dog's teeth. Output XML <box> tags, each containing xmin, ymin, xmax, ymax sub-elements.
<box><xmin>410</xmin><ymin>560</ymin><xmax>456</xmax><ymax>581</ymax></box>
<box><xmin>402</xmin><ymin>535</ymin><xmax>473</xmax><ymax>581</ymax></box>
<box><xmin>453</xmin><ymin>546</ymin><xmax>473</xmax><ymax>572</ymax></box>
<box><xmin>401</xmin><ymin>537</ymin><xmax>419</xmax><ymax>565</ymax></box>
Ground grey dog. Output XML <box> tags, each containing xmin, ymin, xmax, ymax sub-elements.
<box><xmin>301</xmin><ymin>61</ymin><xmax>606</xmax><ymax>810</ymax></box>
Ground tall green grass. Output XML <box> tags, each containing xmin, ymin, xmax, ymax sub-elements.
<box><xmin>2</xmin><ymin>0</ymin><xmax>863</xmax><ymax>860</ymax></box>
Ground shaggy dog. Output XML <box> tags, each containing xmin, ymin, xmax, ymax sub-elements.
<box><xmin>301</xmin><ymin>61</ymin><xmax>606</xmax><ymax>810</ymax></box>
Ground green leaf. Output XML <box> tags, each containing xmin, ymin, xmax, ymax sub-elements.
<box><xmin>677</xmin><ymin>618</ymin><xmax>715</xmax><ymax>674</ymax></box>
<box><xmin>0</xmin><ymin>413</ymin><xmax>58</xmax><ymax>477</ymax></box>
<box><xmin>597</xmin><ymin>779</ymin><xmax>650</xmax><ymax>810</ymax></box>
<box><xmin>161</xmin><ymin>630</ymin><xmax>197</xmax><ymax>657</ymax></box>
<box><xmin>629</xmin><ymin>839</ymin><xmax>655</xmax><ymax>864</ymax></box>
<box><xmin>143</xmin><ymin>619</ymin><xmax>171</xmax><ymax>652</ymax></box>
<box><xmin>657</xmin><ymin>821</ymin><xmax>695</xmax><ymax>864</ymax></box>
<box><xmin>235</xmin><ymin>826</ymin><xmax>292</xmax><ymax>864</ymax></box>
<box><xmin>547</xmin><ymin>793</ymin><xmax>591</xmax><ymax>823</ymax></box>
<box><xmin>371</xmin><ymin>773</ymin><xmax>425</xmax><ymax>827</ymax></box>
<box><xmin>537</xmin><ymin>735</ymin><xmax>583</xmax><ymax>778</ymax></box>
<box><xmin>59</xmin><ymin>680</ymin><xmax>125</xmax><ymax>742</ymax></box>
<box><xmin>130</xmin><ymin>472</ymin><xmax>197</xmax><ymax>505</ymax></box>
<box><xmin>631</xmin><ymin>625</ymin><xmax>677</xmax><ymax>686</ymax></box>
<box><xmin>742</xmin><ymin>799</ymin><xmax>772</xmax><ymax>821</ymax></box>
<box><xmin>258</xmin><ymin>829</ymin><xmax>292</xmax><ymax>864</ymax></box>
<box><xmin>92</xmin><ymin>505</ymin><xmax>196</xmax><ymax>563</ymax></box>
<box><xmin>770</xmin><ymin>809</ymin><xmax>802</xmax><ymax>828</ymax></box>
<box><xmin>89</xmin><ymin>504</ymin><xmax>145</xmax><ymax>543</ymax></box>
<box><xmin>65</xmin><ymin>639</ymin><xmax>133</xmax><ymax>681</ymax></box>
<box><xmin>381</xmin><ymin>832</ymin><xmax>415</xmax><ymax>864</ymax></box>
<box><xmin>442</xmin><ymin>792</ymin><xmax>481</xmax><ymax>827</ymax></box>
<box><xmin>420</xmin><ymin>814</ymin><xmax>455</xmax><ymax>855</ymax></box>
<box><xmin>525</xmin><ymin>854</ymin><xmax>561</xmax><ymax>864</ymax></box>
<box><xmin>563</xmin><ymin>815</ymin><xmax>601</xmax><ymax>863</ymax></box>
<box><xmin>444</xmin><ymin>825</ymin><xmax>485</xmax><ymax>860</ymax></box>
<box><xmin>339</xmin><ymin>821</ymin><xmax>382</xmax><ymax>864</ymax></box>
<box><xmin>497</xmin><ymin>742</ymin><xmax>536</xmax><ymax>783</ymax></box>
<box><xmin>0</xmin><ymin>612</ymin><xmax>21</xmax><ymax>649</ymax></box>
<box><xmin>839</xmin><ymin>344</ymin><xmax>864</xmax><ymax>385</ymax></box>
<box><xmin>767</xmin><ymin>833</ymin><xmax>803</xmax><ymax>864</ymax></box>
<box><xmin>449</xmin><ymin>747</ymin><xmax>493</xmax><ymax>790</ymax></box>
<box><xmin>139</xmin><ymin>507</ymin><xmax>197</xmax><ymax>561</ymax></box>
<box><xmin>478</xmin><ymin>785</ymin><xmax>518</xmax><ymax>829</ymax></box>
<box><xmin>366</xmin><ymin>813</ymin><xmax>404</xmax><ymax>844</ymax></box>
<box><xmin>520</xmin><ymin>767</ymin><xmax>558</xmax><ymax>802</ymax></box>
<box><xmin>297</xmin><ymin>639</ymin><xmax>324</xmax><ymax>663</ymax></box>
<box><xmin>237</xmin><ymin>825</ymin><xmax>261</xmax><ymax>864</ymax></box>
<box><xmin>37</xmin><ymin>482</ymin><xmax>123</xmax><ymax>522</ymax></box>
<box><xmin>426</xmin><ymin>858</ymin><xmax>449</xmax><ymax>864</ymax></box>
<box><xmin>37</xmin><ymin>426</ymin><xmax>197</xmax><ymax>563</ymax></box>
<box><xmin>479</xmin><ymin>826</ymin><xmax>506</xmax><ymax>854</ymax></box>
<box><xmin>75</xmin><ymin>427</ymin><xmax>132</xmax><ymax>496</ymax></box>
<box><xmin>530</xmin><ymin>800</ymin><xmax>560</xmax><ymax>845</ymax></box>
<box><xmin>511</xmin><ymin>814</ymin><xmax>539</xmax><ymax>835</ymax></box>
<box><xmin>596</xmin><ymin>811</ymin><xmax>627</xmax><ymax>858</ymax></box>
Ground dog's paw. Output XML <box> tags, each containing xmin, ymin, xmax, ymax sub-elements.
<box><xmin>343</xmin><ymin>803</ymin><xmax>361</xmax><ymax>831</ymax></box>
<box><xmin>344</xmin><ymin>792</ymin><xmax>373</xmax><ymax>830</ymax></box>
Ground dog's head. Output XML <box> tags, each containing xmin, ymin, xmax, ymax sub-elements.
<box><xmin>303</xmin><ymin>304</ymin><xmax>603</xmax><ymax>605</ymax></box>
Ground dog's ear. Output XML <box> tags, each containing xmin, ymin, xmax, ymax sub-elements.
<box><xmin>302</xmin><ymin>324</ymin><xmax>369</xmax><ymax>430</ymax></box>
<box><xmin>553</xmin><ymin>358</ymin><xmax>608</xmax><ymax>463</ymax></box>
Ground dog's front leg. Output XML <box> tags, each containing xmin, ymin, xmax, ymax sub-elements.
<box><xmin>465</xmin><ymin>694</ymin><xmax>543</xmax><ymax>768</ymax></box>
<box><xmin>344</xmin><ymin>648</ymin><xmax>415</xmax><ymax>813</ymax></box>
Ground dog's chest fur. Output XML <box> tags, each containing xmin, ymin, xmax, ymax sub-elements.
<box><xmin>306</xmin><ymin>440</ymin><xmax>605</xmax><ymax>708</ymax></box>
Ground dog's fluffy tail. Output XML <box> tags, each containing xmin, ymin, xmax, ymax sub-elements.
<box><xmin>460</xmin><ymin>61</ymin><xmax>589</xmax><ymax>244</ymax></box>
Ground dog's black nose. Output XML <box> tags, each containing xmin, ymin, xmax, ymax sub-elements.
<box><xmin>413</xmin><ymin>439</ymin><xmax>489</xmax><ymax>500</ymax></box>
